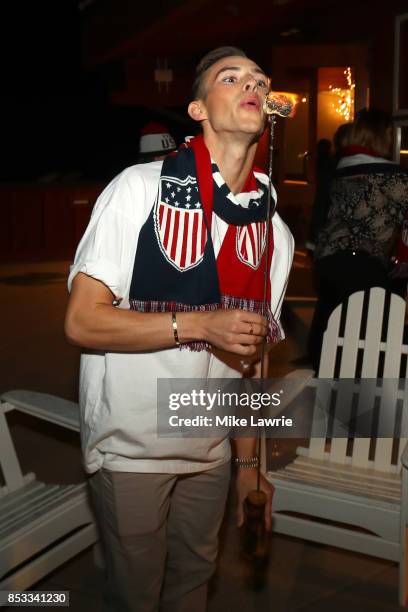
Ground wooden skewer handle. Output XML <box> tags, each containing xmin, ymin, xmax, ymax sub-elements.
<box><xmin>243</xmin><ymin>490</ymin><xmax>268</xmax><ymax>559</ymax></box>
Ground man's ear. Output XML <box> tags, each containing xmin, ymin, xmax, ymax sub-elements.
<box><xmin>188</xmin><ymin>100</ymin><xmax>207</xmax><ymax>122</ymax></box>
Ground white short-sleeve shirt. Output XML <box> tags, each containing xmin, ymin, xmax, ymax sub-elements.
<box><xmin>68</xmin><ymin>161</ymin><xmax>294</xmax><ymax>474</ymax></box>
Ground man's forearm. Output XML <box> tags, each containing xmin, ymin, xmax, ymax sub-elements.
<box><xmin>66</xmin><ymin>303</ymin><xmax>205</xmax><ymax>352</ymax></box>
<box><xmin>65</xmin><ymin>274</ymin><xmax>267</xmax><ymax>354</ymax></box>
<box><xmin>233</xmin><ymin>437</ymin><xmax>258</xmax><ymax>460</ymax></box>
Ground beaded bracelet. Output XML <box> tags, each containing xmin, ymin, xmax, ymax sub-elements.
<box><xmin>172</xmin><ymin>312</ymin><xmax>180</xmax><ymax>346</ymax></box>
<box><xmin>234</xmin><ymin>456</ymin><xmax>259</xmax><ymax>469</ymax></box>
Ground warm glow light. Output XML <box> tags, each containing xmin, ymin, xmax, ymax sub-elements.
<box><xmin>400</xmin><ymin>150</ymin><xmax>408</xmax><ymax>155</ymax></box>
<box><xmin>283</xmin><ymin>179</ymin><xmax>308</xmax><ymax>185</ymax></box>
<box><xmin>329</xmin><ymin>67</ymin><xmax>355</xmax><ymax>122</ymax></box>
<box><xmin>301</xmin><ymin>97</ymin><xmax>307</xmax><ymax>103</ymax></box>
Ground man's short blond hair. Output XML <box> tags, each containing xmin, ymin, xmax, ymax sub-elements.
<box><xmin>192</xmin><ymin>46</ymin><xmax>248</xmax><ymax>100</ymax></box>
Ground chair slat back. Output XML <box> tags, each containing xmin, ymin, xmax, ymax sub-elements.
<box><xmin>318</xmin><ymin>305</ymin><xmax>342</xmax><ymax>378</ymax></box>
<box><xmin>308</xmin><ymin>303</ymin><xmax>342</xmax><ymax>459</ymax></box>
<box><xmin>374</xmin><ymin>293</ymin><xmax>406</xmax><ymax>471</ymax></box>
<box><xmin>360</xmin><ymin>287</ymin><xmax>385</xmax><ymax>376</ymax></box>
<box><xmin>310</xmin><ymin>288</ymin><xmax>407</xmax><ymax>472</ymax></box>
<box><xmin>352</xmin><ymin>288</ymin><xmax>385</xmax><ymax>468</ymax></box>
<box><xmin>383</xmin><ymin>293</ymin><xmax>405</xmax><ymax>376</ymax></box>
<box><xmin>330</xmin><ymin>292</ymin><xmax>365</xmax><ymax>464</ymax></box>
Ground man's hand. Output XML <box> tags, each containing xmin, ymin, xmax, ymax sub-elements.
<box><xmin>236</xmin><ymin>468</ymin><xmax>274</xmax><ymax>531</ymax></box>
<box><xmin>201</xmin><ymin>309</ymin><xmax>268</xmax><ymax>356</ymax></box>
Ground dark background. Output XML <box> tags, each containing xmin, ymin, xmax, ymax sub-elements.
<box><xmin>0</xmin><ymin>1</ymin><xmax>189</xmax><ymax>181</ymax></box>
<box><xmin>0</xmin><ymin>0</ymin><xmax>406</xmax><ymax>182</ymax></box>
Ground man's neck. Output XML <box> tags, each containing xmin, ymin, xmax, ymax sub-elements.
<box><xmin>203</xmin><ymin>132</ymin><xmax>258</xmax><ymax>194</ymax></box>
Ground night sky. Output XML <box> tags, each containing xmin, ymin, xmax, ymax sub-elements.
<box><xmin>0</xmin><ymin>1</ymin><xmax>171</xmax><ymax>182</ymax></box>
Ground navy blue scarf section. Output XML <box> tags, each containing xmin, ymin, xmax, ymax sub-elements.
<box><xmin>129</xmin><ymin>141</ymin><xmax>268</xmax><ymax>307</ymax></box>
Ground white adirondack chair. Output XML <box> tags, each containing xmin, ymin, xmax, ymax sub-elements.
<box><xmin>0</xmin><ymin>390</ymin><xmax>99</xmax><ymax>590</ymax></box>
<box><xmin>266</xmin><ymin>287</ymin><xmax>408</xmax><ymax>605</ymax></box>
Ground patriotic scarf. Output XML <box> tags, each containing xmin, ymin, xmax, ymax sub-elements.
<box><xmin>129</xmin><ymin>134</ymin><xmax>281</xmax><ymax>350</ymax></box>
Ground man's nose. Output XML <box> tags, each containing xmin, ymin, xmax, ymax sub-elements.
<box><xmin>243</xmin><ymin>77</ymin><xmax>258</xmax><ymax>91</ymax></box>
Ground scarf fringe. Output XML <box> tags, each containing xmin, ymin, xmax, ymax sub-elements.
<box><xmin>129</xmin><ymin>295</ymin><xmax>281</xmax><ymax>351</ymax></box>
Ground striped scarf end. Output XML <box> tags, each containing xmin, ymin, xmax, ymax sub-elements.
<box><xmin>129</xmin><ymin>300</ymin><xmax>219</xmax><ymax>313</ymax></box>
<box><xmin>179</xmin><ymin>340</ymin><xmax>211</xmax><ymax>352</ymax></box>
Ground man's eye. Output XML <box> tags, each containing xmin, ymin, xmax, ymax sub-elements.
<box><xmin>257</xmin><ymin>80</ymin><xmax>268</xmax><ymax>89</ymax></box>
<box><xmin>222</xmin><ymin>76</ymin><xmax>236</xmax><ymax>84</ymax></box>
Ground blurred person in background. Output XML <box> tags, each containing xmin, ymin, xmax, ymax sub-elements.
<box><xmin>308</xmin><ymin>124</ymin><xmax>353</xmax><ymax>249</ymax></box>
<box><xmin>308</xmin><ymin>138</ymin><xmax>335</xmax><ymax>248</ymax></box>
<box><xmin>308</xmin><ymin>108</ymin><xmax>408</xmax><ymax>370</ymax></box>
<box><xmin>137</xmin><ymin>121</ymin><xmax>177</xmax><ymax>162</ymax></box>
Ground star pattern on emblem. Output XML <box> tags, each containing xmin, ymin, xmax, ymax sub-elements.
<box><xmin>161</xmin><ymin>178</ymin><xmax>201</xmax><ymax>211</ymax></box>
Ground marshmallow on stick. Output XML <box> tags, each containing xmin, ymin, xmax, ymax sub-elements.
<box><xmin>263</xmin><ymin>91</ymin><xmax>299</xmax><ymax>117</ymax></box>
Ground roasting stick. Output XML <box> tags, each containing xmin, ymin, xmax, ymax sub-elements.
<box><xmin>243</xmin><ymin>92</ymin><xmax>299</xmax><ymax>561</ymax></box>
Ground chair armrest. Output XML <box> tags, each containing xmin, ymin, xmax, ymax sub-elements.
<box><xmin>1</xmin><ymin>389</ymin><xmax>80</xmax><ymax>432</ymax></box>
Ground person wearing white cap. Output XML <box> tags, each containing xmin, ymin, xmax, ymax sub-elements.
<box><xmin>138</xmin><ymin>121</ymin><xmax>177</xmax><ymax>162</ymax></box>
<box><xmin>65</xmin><ymin>46</ymin><xmax>293</xmax><ymax>612</ymax></box>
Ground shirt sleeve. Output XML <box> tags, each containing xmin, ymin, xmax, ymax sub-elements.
<box><xmin>68</xmin><ymin>169</ymin><xmax>145</xmax><ymax>301</ymax></box>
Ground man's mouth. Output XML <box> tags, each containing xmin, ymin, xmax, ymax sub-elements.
<box><xmin>240</xmin><ymin>96</ymin><xmax>260</xmax><ymax>110</ymax></box>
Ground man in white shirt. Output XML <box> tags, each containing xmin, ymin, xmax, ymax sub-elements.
<box><xmin>65</xmin><ymin>46</ymin><xmax>293</xmax><ymax>612</ymax></box>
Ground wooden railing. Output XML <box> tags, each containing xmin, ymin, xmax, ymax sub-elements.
<box><xmin>0</xmin><ymin>183</ymin><xmax>104</xmax><ymax>261</ymax></box>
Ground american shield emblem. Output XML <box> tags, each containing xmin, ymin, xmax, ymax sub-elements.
<box><xmin>236</xmin><ymin>221</ymin><xmax>267</xmax><ymax>269</ymax></box>
<box><xmin>154</xmin><ymin>175</ymin><xmax>207</xmax><ymax>272</ymax></box>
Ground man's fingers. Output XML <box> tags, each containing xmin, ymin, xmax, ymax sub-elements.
<box><xmin>230</xmin><ymin>343</ymin><xmax>258</xmax><ymax>356</ymax></box>
<box><xmin>235</xmin><ymin>333</ymin><xmax>264</xmax><ymax>345</ymax></box>
<box><xmin>205</xmin><ymin>310</ymin><xmax>269</xmax><ymax>355</ymax></box>
<box><xmin>246</xmin><ymin>322</ymin><xmax>268</xmax><ymax>337</ymax></box>
<box><xmin>241</xmin><ymin>311</ymin><xmax>267</xmax><ymax>323</ymax></box>
<box><xmin>234</xmin><ymin>320</ymin><xmax>268</xmax><ymax>339</ymax></box>
<box><xmin>232</xmin><ymin>311</ymin><xmax>268</xmax><ymax>331</ymax></box>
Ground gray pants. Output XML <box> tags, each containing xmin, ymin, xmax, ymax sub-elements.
<box><xmin>89</xmin><ymin>462</ymin><xmax>231</xmax><ymax>612</ymax></box>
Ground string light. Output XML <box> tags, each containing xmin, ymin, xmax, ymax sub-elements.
<box><xmin>329</xmin><ymin>67</ymin><xmax>355</xmax><ymax>121</ymax></box>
